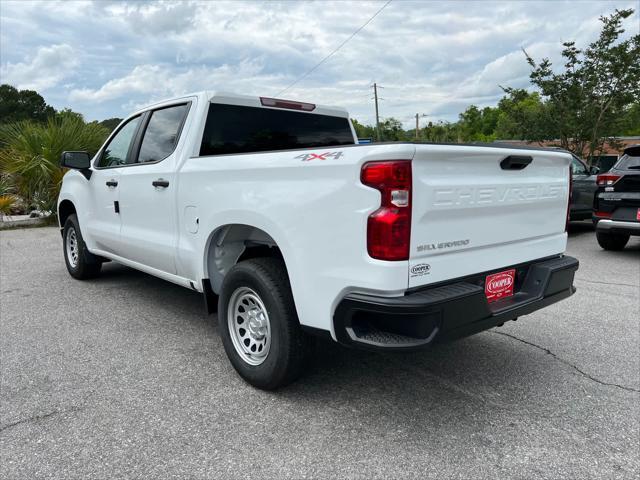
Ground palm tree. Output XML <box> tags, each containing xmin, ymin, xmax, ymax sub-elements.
<box><xmin>0</xmin><ymin>112</ymin><xmax>109</xmax><ymax>215</ymax></box>
<box><xmin>0</xmin><ymin>175</ymin><xmax>17</xmax><ymax>220</ymax></box>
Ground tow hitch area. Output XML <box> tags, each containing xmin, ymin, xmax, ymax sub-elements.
<box><xmin>333</xmin><ymin>255</ymin><xmax>579</xmax><ymax>351</ymax></box>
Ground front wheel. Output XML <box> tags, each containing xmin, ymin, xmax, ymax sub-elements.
<box><xmin>218</xmin><ymin>257</ymin><xmax>314</xmax><ymax>389</ymax></box>
<box><xmin>63</xmin><ymin>214</ymin><xmax>102</xmax><ymax>279</ymax></box>
<box><xmin>596</xmin><ymin>231</ymin><xmax>630</xmax><ymax>251</ymax></box>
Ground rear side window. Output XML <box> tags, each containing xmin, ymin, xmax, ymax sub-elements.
<box><xmin>199</xmin><ymin>103</ymin><xmax>354</xmax><ymax>156</ymax></box>
<box><xmin>137</xmin><ymin>103</ymin><xmax>190</xmax><ymax>163</ymax></box>
<box><xmin>571</xmin><ymin>156</ymin><xmax>588</xmax><ymax>175</ymax></box>
<box><xmin>616</xmin><ymin>153</ymin><xmax>640</xmax><ymax>170</ymax></box>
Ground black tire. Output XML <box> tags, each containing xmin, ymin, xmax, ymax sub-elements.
<box><xmin>218</xmin><ymin>257</ymin><xmax>314</xmax><ymax>389</ymax></box>
<box><xmin>62</xmin><ymin>214</ymin><xmax>102</xmax><ymax>279</ymax></box>
<box><xmin>596</xmin><ymin>231</ymin><xmax>630</xmax><ymax>251</ymax></box>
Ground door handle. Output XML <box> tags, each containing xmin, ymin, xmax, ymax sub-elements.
<box><xmin>106</xmin><ymin>180</ymin><xmax>118</xmax><ymax>187</ymax></box>
<box><xmin>500</xmin><ymin>155</ymin><xmax>533</xmax><ymax>170</ymax></box>
<box><xmin>152</xmin><ymin>179</ymin><xmax>170</xmax><ymax>188</ymax></box>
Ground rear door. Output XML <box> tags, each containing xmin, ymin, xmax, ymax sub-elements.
<box><xmin>117</xmin><ymin>102</ymin><xmax>191</xmax><ymax>274</ymax></box>
<box><xmin>408</xmin><ymin>145</ymin><xmax>570</xmax><ymax>288</ymax></box>
<box><xmin>571</xmin><ymin>155</ymin><xmax>597</xmax><ymax>214</ymax></box>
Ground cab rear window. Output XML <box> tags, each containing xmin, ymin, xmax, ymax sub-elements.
<box><xmin>199</xmin><ymin>103</ymin><xmax>354</xmax><ymax>156</ymax></box>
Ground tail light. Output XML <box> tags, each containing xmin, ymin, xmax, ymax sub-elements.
<box><xmin>596</xmin><ymin>173</ymin><xmax>622</xmax><ymax>186</ymax></box>
<box><xmin>593</xmin><ymin>211</ymin><xmax>612</xmax><ymax>218</ymax></box>
<box><xmin>361</xmin><ymin>161</ymin><xmax>412</xmax><ymax>261</ymax></box>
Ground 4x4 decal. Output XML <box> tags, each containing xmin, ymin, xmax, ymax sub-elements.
<box><xmin>295</xmin><ymin>151</ymin><xmax>344</xmax><ymax>162</ymax></box>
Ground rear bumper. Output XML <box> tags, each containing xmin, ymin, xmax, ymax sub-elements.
<box><xmin>595</xmin><ymin>219</ymin><xmax>640</xmax><ymax>236</ymax></box>
<box><xmin>333</xmin><ymin>255</ymin><xmax>579</xmax><ymax>351</ymax></box>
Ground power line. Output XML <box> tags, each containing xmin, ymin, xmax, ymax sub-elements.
<box><xmin>275</xmin><ymin>0</ymin><xmax>393</xmax><ymax>97</ymax></box>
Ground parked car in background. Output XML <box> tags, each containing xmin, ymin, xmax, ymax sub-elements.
<box><xmin>593</xmin><ymin>145</ymin><xmax>640</xmax><ymax>250</ymax></box>
<box><xmin>570</xmin><ymin>153</ymin><xmax>599</xmax><ymax>221</ymax></box>
<box><xmin>531</xmin><ymin>147</ymin><xmax>598</xmax><ymax>222</ymax></box>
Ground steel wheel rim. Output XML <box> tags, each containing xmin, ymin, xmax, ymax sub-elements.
<box><xmin>227</xmin><ymin>287</ymin><xmax>271</xmax><ymax>366</ymax></box>
<box><xmin>66</xmin><ymin>227</ymin><xmax>79</xmax><ymax>268</ymax></box>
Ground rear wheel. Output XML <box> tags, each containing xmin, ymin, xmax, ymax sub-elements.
<box><xmin>63</xmin><ymin>214</ymin><xmax>102</xmax><ymax>279</ymax></box>
<box><xmin>596</xmin><ymin>231</ymin><xmax>630</xmax><ymax>251</ymax></box>
<box><xmin>218</xmin><ymin>257</ymin><xmax>314</xmax><ymax>389</ymax></box>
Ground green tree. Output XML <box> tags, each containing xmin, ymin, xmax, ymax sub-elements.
<box><xmin>55</xmin><ymin>108</ymin><xmax>85</xmax><ymax>122</ymax></box>
<box><xmin>379</xmin><ymin>118</ymin><xmax>407</xmax><ymax>141</ymax></box>
<box><xmin>0</xmin><ymin>84</ymin><xmax>56</xmax><ymax>125</ymax></box>
<box><xmin>351</xmin><ymin>118</ymin><xmax>407</xmax><ymax>142</ymax></box>
<box><xmin>619</xmin><ymin>102</ymin><xmax>640</xmax><ymax>136</ymax></box>
<box><xmin>494</xmin><ymin>89</ymin><xmax>550</xmax><ymax>141</ymax></box>
<box><xmin>523</xmin><ymin>8</ymin><xmax>640</xmax><ymax>158</ymax></box>
<box><xmin>458</xmin><ymin>105</ymin><xmax>499</xmax><ymax>142</ymax></box>
<box><xmin>0</xmin><ymin>115</ymin><xmax>109</xmax><ymax>214</ymax></box>
<box><xmin>422</xmin><ymin>121</ymin><xmax>459</xmax><ymax>143</ymax></box>
<box><xmin>99</xmin><ymin>117</ymin><xmax>124</xmax><ymax>132</ymax></box>
<box><xmin>351</xmin><ymin>118</ymin><xmax>375</xmax><ymax>140</ymax></box>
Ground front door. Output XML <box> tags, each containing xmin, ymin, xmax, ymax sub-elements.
<box><xmin>86</xmin><ymin>168</ymin><xmax>121</xmax><ymax>253</ymax></box>
<box><xmin>85</xmin><ymin>115</ymin><xmax>142</xmax><ymax>254</ymax></box>
<box><xmin>118</xmin><ymin>103</ymin><xmax>191</xmax><ymax>275</ymax></box>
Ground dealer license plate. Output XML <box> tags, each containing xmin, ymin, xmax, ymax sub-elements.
<box><xmin>485</xmin><ymin>269</ymin><xmax>516</xmax><ymax>303</ymax></box>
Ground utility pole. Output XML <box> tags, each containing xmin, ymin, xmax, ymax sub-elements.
<box><xmin>373</xmin><ymin>83</ymin><xmax>381</xmax><ymax>142</ymax></box>
<box><xmin>415</xmin><ymin>113</ymin><xmax>428</xmax><ymax>141</ymax></box>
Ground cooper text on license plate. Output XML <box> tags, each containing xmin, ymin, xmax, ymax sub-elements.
<box><xmin>485</xmin><ymin>269</ymin><xmax>516</xmax><ymax>303</ymax></box>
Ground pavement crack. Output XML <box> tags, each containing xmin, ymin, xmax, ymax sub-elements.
<box><xmin>492</xmin><ymin>331</ymin><xmax>640</xmax><ymax>393</ymax></box>
<box><xmin>0</xmin><ymin>405</ymin><xmax>84</xmax><ymax>434</ymax></box>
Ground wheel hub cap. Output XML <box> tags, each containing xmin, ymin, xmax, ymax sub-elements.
<box><xmin>227</xmin><ymin>287</ymin><xmax>271</xmax><ymax>366</ymax></box>
<box><xmin>247</xmin><ymin>308</ymin><xmax>267</xmax><ymax>339</ymax></box>
<box><xmin>66</xmin><ymin>227</ymin><xmax>79</xmax><ymax>268</ymax></box>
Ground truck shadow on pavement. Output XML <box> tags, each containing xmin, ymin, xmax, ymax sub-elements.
<box><xmin>95</xmin><ymin>261</ymin><xmax>571</xmax><ymax>414</ymax></box>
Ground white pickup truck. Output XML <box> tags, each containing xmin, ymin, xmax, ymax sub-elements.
<box><xmin>58</xmin><ymin>91</ymin><xmax>579</xmax><ymax>389</ymax></box>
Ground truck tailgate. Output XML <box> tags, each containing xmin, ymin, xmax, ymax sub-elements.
<box><xmin>409</xmin><ymin>145</ymin><xmax>570</xmax><ymax>288</ymax></box>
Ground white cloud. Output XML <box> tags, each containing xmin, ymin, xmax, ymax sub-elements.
<box><xmin>69</xmin><ymin>60</ymin><xmax>276</xmax><ymax>103</ymax></box>
<box><xmin>457</xmin><ymin>48</ymin><xmax>536</xmax><ymax>98</ymax></box>
<box><xmin>69</xmin><ymin>65</ymin><xmax>164</xmax><ymax>102</ymax></box>
<box><xmin>1</xmin><ymin>0</ymin><xmax>637</xmax><ymax>123</ymax></box>
<box><xmin>0</xmin><ymin>44</ymin><xmax>79</xmax><ymax>91</ymax></box>
<box><xmin>117</xmin><ymin>1</ymin><xmax>198</xmax><ymax>35</ymax></box>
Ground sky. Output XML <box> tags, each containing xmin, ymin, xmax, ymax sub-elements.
<box><xmin>1</xmin><ymin>0</ymin><xmax>638</xmax><ymax>127</ymax></box>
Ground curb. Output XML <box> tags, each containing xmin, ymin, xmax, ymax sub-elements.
<box><xmin>0</xmin><ymin>217</ymin><xmax>50</xmax><ymax>230</ymax></box>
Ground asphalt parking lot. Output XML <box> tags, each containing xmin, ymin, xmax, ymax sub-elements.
<box><xmin>1</xmin><ymin>224</ymin><xmax>638</xmax><ymax>479</ymax></box>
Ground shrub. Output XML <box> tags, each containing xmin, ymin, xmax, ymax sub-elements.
<box><xmin>0</xmin><ymin>195</ymin><xmax>16</xmax><ymax>217</ymax></box>
<box><xmin>0</xmin><ymin>112</ymin><xmax>109</xmax><ymax>214</ymax></box>
<box><xmin>0</xmin><ymin>175</ymin><xmax>18</xmax><ymax>217</ymax></box>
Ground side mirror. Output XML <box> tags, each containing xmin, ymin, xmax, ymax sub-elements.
<box><xmin>590</xmin><ymin>166</ymin><xmax>600</xmax><ymax>175</ymax></box>
<box><xmin>60</xmin><ymin>151</ymin><xmax>92</xmax><ymax>179</ymax></box>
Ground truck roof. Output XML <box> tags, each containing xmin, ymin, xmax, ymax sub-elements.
<box><xmin>136</xmin><ymin>91</ymin><xmax>350</xmax><ymax>119</ymax></box>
